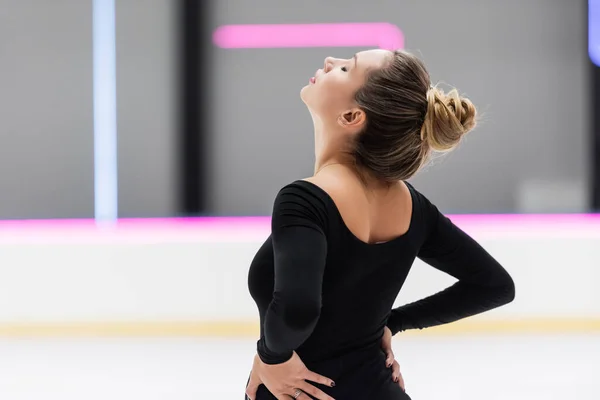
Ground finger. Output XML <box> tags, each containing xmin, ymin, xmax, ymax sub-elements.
<box><xmin>289</xmin><ymin>390</ymin><xmax>312</xmax><ymax>400</ymax></box>
<box><xmin>288</xmin><ymin>387</ymin><xmax>312</xmax><ymax>400</ymax></box>
<box><xmin>303</xmin><ymin>369</ymin><xmax>336</xmax><ymax>388</ymax></box>
<box><xmin>385</xmin><ymin>349</ymin><xmax>395</xmax><ymax>368</ymax></box>
<box><xmin>277</xmin><ymin>394</ymin><xmax>292</xmax><ymax>400</ymax></box>
<box><xmin>397</xmin><ymin>373</ymin><xmax>406</xmax><ymax>391</ymax></box>
<box><xmin>298</xmin><ymin>381</ymin><xmax>335</xmax><ymax>400</ymax></box>
<box><xmin>245</xmin><ymin>382</ymin><xmax>259</xmax><ymax>400</ymax></box>
<box><xmin>283</xmin><ymin>393</ymin><xmax>304</xmax><ymax>400</ymax></box>
<box><xmin>391</xmin><ymin>360</ymin><xmax>400</xmax><ymax>380</ymax></box>
<box><xmin>390</xmin><ymin>361</ymin><xmax>405</xmax><ymax>391</ymax></box>
<box><xmin>245</xmin><ymin>374</ymin><xmax>260</xmax><ymax>400</ymax></box>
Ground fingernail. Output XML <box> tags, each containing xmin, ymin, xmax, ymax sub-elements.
<box><xmin>331</xmin><ymin>381</ymin><xmax>335</xmax><ymax>387</ymax></box>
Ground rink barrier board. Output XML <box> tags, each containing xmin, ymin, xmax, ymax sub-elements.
<box><xmin>0</xmin><ymin>215</ymin><xmax>598</xmax><ymax>337</ymax></box>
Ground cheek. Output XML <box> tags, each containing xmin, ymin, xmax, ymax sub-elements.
<box><xmin>311</xmin><ymin>77</ymin><xmax>352</xmax><ymax>112</ymax></box>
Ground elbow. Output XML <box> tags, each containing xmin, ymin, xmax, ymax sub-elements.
<box><xmin>477</xmin><ymin>268</ymin><xmax>515</xmax><ymax>308</ymax></box>
<box><xmin>496</xmin><ymin>272</ymin><xmax>515</xmax><ymax>306</ymax></box>
<box><xmin>264</xmin><ymin>300</ymin><xmax>321</xmax><ymax>354</ymax></box>
<box><xmin>506</xmin><ymin>275</ymin><xmax>516</xmax><ymax>303</ymax></box>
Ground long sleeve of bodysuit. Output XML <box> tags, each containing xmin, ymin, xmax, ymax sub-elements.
<box><xmin>386</xmin><ymin>187</ymin><xmax>516</xmax><ymax>336</ymax></box>
<box><xmin>256</xmin><ymin>184</ymin><xmax>328</xmax><ymax>364</ymax></box>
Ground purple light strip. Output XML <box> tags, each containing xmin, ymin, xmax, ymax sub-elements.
<box><xmin>212</xmin><ymin>23</ymin><xmax>404</xmax><ymax>50</ymax></box>
<box><xmin>590</xmin><ymin>0</ymin><xmax>600</xmax><ymax>66</ymax></box>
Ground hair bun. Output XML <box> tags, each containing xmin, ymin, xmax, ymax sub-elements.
<box><xmin>420</xmin><ymin>86</ymin><xmax>477</xmax><ymax>152</ymax></box>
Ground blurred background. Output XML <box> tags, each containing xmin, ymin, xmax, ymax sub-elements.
<box><xmin>0</xmin><ymin>0</ymin><xmax>599</xmax><ymax>399</ymax></box>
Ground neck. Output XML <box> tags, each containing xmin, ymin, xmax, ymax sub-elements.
<box><xmin>312</xmin><ymin>123</ymin><xmax>385</xmax><ymax>189</ymax></box>
<box><xmin>311</xmin><ymin>118</ymin><xmax>352</xmax><ymax>175</ymax></box>
<box><xmin>309</xmin><ymin>113</ymin><xmax>384</xmax><ymax>189</ymax></box>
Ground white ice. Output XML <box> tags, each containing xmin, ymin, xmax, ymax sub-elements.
<box><xmin>0</xmin><ymin>335</ymin><xmax>598</xmax><ymax>399</ymax></box>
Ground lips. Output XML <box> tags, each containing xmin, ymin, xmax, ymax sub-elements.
<box><xmin>310</xmin><ymin>69</ymin><xmax>322</xmax><ymax>84</ymax></box>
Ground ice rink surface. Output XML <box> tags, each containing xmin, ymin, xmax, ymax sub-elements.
<box><xmin>0</xmin><ymin>334</ymin><xmax>598</xmax><ymax>400</ymax></box>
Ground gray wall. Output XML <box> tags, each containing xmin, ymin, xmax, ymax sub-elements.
<box><xmin>0</xmin><ymin>0</ymin><xmax>590</xmax><ymax>218</ymax></box>
<box><xmin>208</xmin><ymin>0</ymin><xmax>590</xmax><ymax>215</ymax></box>
<box><xmin>0</xmin><ymin>0</ymin><xmax>177</xmax><ymax>219</ymax></box>
<box><xmin>0</xmin><ymin>0</ymin><xmax>94</xmax><ymax>219</ymax></box>
<box><xmin>116</xmin><ymin>0</ymin><xmax>177</xmax><ymax>218</ymax></box>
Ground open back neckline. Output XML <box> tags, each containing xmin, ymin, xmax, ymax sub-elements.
<box><xmin>294</xmin><ymin>179</ymin><xmax>416</xmax><ymax>248</ymax></box>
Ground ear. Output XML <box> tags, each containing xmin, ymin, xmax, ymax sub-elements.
<box><xmin>337</xmin><ymin>108</ymin><xmax>366</xmax><ymax>131</ymax></box>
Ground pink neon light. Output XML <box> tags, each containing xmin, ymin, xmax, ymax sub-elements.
<box><xmin>0</xmin><ymin>214</ymin><xmax>596</xmax><ymax>229</ymax></box>
<box><xmin>0</xmin><ymin>215</ymin><xmax>597</xmax><ymax>244</ymax></box>
<box><xmin>212</xmin><ymin>23</ymin><xmax>404</xmax><ymax>50</ymax></box>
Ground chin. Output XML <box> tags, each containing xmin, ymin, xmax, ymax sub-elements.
<box><xmin>300</xmin><ymin>84</ymin><xmax>310</xmax><ymax>104</ymax></box>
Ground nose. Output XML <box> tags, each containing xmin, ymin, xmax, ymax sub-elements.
<box><xmin>324</xmin><ymin>57</ymin><xmax>335</xmax><ymax>72</ymax></box>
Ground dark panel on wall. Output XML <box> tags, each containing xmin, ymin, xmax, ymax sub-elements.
<box><xmin>179</xmin><ymin>0</ymin><xmax>209</xmax><ymax>215</ymax></box>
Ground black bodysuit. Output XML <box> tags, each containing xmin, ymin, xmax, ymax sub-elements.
<box><xmin>247</xmin><ymin>180</ymin><xmax>515</xmax><ymax>399</ymax></box>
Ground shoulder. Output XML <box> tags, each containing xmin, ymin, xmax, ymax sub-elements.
<box><xmin>271</xmin><ymin>172</ymin><xmax>365</xmax><ymax>232</ymax></box>
<box><xmin>403</xmin><ymin>181</ymin><xmax>440</xmax><ymax>214</ymax></box>
<box><xmin>301</xmin><ymin>171</ymin><xmax>371</xmax><ymax>237</ymax></box>
<box><xmin>274</xmin><ymin>179</ymin><xmax>330</xmax><ymax>207</ymax></box>
<box><xmin>403</xmin><ymin>181</ymin><xmax>447</xmax><ymax>238</ymax></box>
<box><xmin>301</xmin><ymin>173</ymin><xmax>369</xmax><ymax>216</ymax></box>
<box><xmin>270</xmin><ymin>179</ymin><xmax>332</xmax><ymax>232</ymax></box>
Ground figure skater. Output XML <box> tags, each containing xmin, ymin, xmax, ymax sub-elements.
<box><xmin>245</xmin><ymin>49</ymin><xmax>515</xmax><ymax>400</ymax></box>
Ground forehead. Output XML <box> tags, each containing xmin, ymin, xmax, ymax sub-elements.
<box><xmin>356</xmin><ymin>49</ymin><xmax>393</xmax><ymax>69</ymax></box>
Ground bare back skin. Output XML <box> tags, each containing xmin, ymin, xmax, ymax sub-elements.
<box><xmin>303</xmin><ymin>164</ymin><xmax>413</xmax><ymax>245</ymax></box>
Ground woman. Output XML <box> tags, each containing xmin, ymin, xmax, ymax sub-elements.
<box><xmin>245</xmin><ymin>49</ymin><xmax>515</xmax><ymax>400</ymax></box>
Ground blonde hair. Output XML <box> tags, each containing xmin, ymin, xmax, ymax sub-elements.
<box><xmin>352</xmin><ymin>50</ymin><xmax>477</xmax><ymax>182</ymax></box>
<box><xmin>421</xmin><ymin>86</ymin><xmax>477</xmax><ymax>152</ymax></box>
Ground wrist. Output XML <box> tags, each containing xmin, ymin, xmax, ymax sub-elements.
<box><xmin>256</xmin><ymin>337</ymin><xmax>294</xmax><ymax>365</ymax></box>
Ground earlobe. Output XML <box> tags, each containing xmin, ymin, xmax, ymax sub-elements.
<box><xmin>338</xmin><ymin>109</ymin><xmax>366</xmax><ymax>129</ymax></box>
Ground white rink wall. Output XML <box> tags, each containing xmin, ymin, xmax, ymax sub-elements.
<box><xmin>0</xmin><ymin>215</ymin><xmax>598</xmax><ymax>335</ymax></box>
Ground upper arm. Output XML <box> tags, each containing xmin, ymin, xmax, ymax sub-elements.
<box><xmin>416</xmin><ymin>190</ymin><xmax>513</xmax><ymax>287</ymax></box>
<box><xmin>258</xmin><ymin>184</ymin><xmax>330</xmax><ymax>361</ymax></box>
<box><xmin>270</xmin><ymin>184</ymin><xmax>329</xmax><ymax>311</ymax></box>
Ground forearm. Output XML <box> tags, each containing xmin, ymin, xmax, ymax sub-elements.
<box><xmin>389</xmin><ymin>201</ymin><xmax>516</xmax><ymax>336</ymax></box>
<box><xmin>387</xmin><ymin>277</ymin><xmax>515</xmax><ymax>335</ymax></box>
